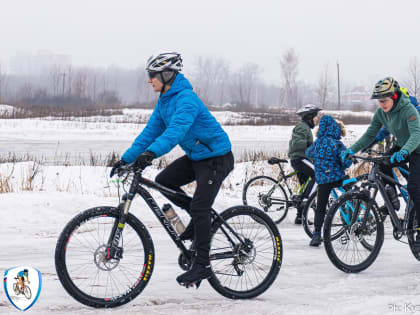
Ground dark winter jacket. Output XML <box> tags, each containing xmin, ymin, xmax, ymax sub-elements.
<box><xmin>306</xmin><ymin>115</ymin><xmax>351</xmax><ymax>184</ymax></box>
<box><xmin>351</xmin><ymin>94</ymin><xmax>420</xmax><ymax>154</ymax></box>
<box><xmin>288</xmin><ymin>120</ymin><xmax>313</xmax><ymax>160</ymax></box>
<box><xmin>122</xmin><ymin>73</ymin><xmax>231</xmax><ymax>163</ymax></box>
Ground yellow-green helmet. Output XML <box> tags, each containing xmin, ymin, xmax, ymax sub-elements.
<box><xmin>371</xmin><ymin>77</ymin><xmax>400</xmax><ymax>99</ymax></box>
<box><xmin>400</xmin><ymin>87</ymin><xmax>410</xmax><ymax>97</ymax></box>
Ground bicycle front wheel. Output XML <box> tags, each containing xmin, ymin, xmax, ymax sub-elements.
<box><xmin>302</xmin><ymin>192</ymin><xmax>317</xmax><ymax>238</ymax></box>
<box><xmin>24</xmin><ymin>286</ymin><xmax>31</xmax><ymax>299</ymax></box>
<box><xmin>323</xmin><ymin>192</ymin><xmax>384</xmax><ymax>273</ymax></box>
<box><xmin>407</xmin><ymin>203</ymin><xmax>420</xmax><ymax>261</ymax></box>
<box><xmin>208</xmin><ymin>205</ymin><xmax>282</xmax><ymax>299</ymax></box>
<box><xmin>242</xmin><ymin>176</ymin><xmax>289</xmax><ymax>224</ymax></box>
<box><xmin>55</xmin><ymin>207</ymin><xmax>155</xmax><ymax>308</ymax></box>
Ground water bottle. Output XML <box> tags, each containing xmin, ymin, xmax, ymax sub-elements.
<box><xmin>385</xmin><ymin>184</ymin><xmax>400</xmax><ymax>210</ymax></box>
<box><xmin>162</xmin><ymin>204</ymin><xmax>186</xmax><ymax>234</ymax></box>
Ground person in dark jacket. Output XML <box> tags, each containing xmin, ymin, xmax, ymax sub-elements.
<box><xmin>306</xmin><ymin>115</ymin><xmax>352</xmax><ymax>246</ymax></box>
<box><xmin>110</xmin><ymin>52</ymin><xmax>234</xmax><ymax>286</ymax></box>
<box><xmin>288</xmin><ymin>104</ymin><xmax>321</xmax><ymax>224</ymax></box>
<box><xmin>341</xmin><ymin>77</ymin><xmax>420</xmax><ymax>251</ymax></box>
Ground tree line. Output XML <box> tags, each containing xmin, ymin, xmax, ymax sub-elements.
<box><xmin>0</xmin><ymin>50</ymin><xmax>418</xmax><ymax>113</ymax></box>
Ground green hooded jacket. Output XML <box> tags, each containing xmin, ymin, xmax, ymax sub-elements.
<box><xmin>350</xmin><ymin>94</ymin><xmax>420</xmax><ymax>154</ymax></box>
<box><xmin>288</xmin><ymin>120</ymin><xmax>313</xmax><ymax>160</ymax></box>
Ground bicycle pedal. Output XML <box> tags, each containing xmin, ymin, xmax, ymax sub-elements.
<box><xmin>177</xmin><ymin>279</ymin><xmax>202</xmax><ymax>289</ymax></box>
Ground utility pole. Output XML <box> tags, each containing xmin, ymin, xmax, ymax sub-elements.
<box><xmin>61</xmin><ymin>72</ymin><xmax>66</xmax><ymax>96</ymax></box>
<box><xmin>337</xmin><ymin>61</ymin><xmax>341</xmax><ymax>110</ymax></box>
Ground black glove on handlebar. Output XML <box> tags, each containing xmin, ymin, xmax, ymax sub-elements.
<box><xmin>110</xmin><ymin>159</ymin><xmax>127</xmax><ymax>177</ymax></box>
<box><xmin>134</xmin><ymin>151</ymin><xmax>155</xmax><ymax>169</ymax></box>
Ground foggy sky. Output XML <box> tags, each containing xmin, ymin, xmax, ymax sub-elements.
<box><xmin>1</xmin><ymin>0</ymin><xmax>419</xmax><ymax>86</ymax></box>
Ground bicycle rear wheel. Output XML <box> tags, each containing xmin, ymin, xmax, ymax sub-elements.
<box><xmin>242</xmin><ymin>176</ymin><xmax>289</xmax><ymax>224</ymax></box>
<box><xmin>323</xmin><ymin>192</ymin><xmax>384</xmax><ymax>273</ymax></box>
<box><xmin>208</xmin><ymin>205</ymin><xmax>282</xmax><ymax>299</ymax></box>
<box><xmin>13</xmin><ymin>283</ymin><xmax>19</xmax><ymax>295</ymax></box>
<box><xmin>55</xmin><ymin>207</ymin><xmax>155</xmax><ymax>308</ymax></box>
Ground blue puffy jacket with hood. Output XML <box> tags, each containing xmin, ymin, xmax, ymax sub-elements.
<box><xmin>122</xmin><ymin>73</ymin><xmax>231</xmax><ymax>163</ymax></box>
<box><xmin>306</xmin><ymin>115</ymin><xmax>351</xmax><ymax>184</ymax></box>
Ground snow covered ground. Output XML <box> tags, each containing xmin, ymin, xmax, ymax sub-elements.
<box><xmin>1</xmin><ymin>115</ymin><xmax>419</xmax><ymax>315</ymax></box>
<box><xmin>0</xmin><ymin>115</ymin><xmax>365</xmax><ymax>165</ymax></box>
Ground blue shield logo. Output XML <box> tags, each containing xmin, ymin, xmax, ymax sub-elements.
<box><xmin>3</xmin><ymin>266</ymin><xmax>42</xmax><ymax>311</ymax></box>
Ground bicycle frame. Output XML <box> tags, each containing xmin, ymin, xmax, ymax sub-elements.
<box><xmin>106</xmin><ymin>169</ymin><xmax>248</xmax><ymax>263</ymax></box>
<box><xmin>266</xmin><ymin>163</ymin><xmax>311</xmax><ymax>206</ymax></box>
<box><xmin>350</xmin><ymin>161</ymin><xmax>413</xmax><ymax>236</ymax></box>
<box><xmin>275</xmin><ymin>162</ymin><xmax>311</xmax><ymax>197</ymax></box>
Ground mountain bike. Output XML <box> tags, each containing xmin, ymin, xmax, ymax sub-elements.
<box><xmin>13</xmin><ymin>278</ymin><xmax>32</xmax><ymax>299</ymax></box>
<box><xmin>323</xmin><ymin>152</ymin><xmax>418</xmax><ymax>273</ymax></box>
<box><xmin>301</xmin><ymin>173</ymin><xmax>369</xmax><ymax>239</ymax></box>
<box><xmin>55</xmin><ymin>163</ymin><xmax>282</xmax><ymax>308</ymax></box>
<box><xmin>242</xmin><ymin>157</ymin><xmax>312</xmax><ymax>224</ymax></box>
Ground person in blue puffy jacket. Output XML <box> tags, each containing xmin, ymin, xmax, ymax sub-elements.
<box><xmin>306</xmin><ymin>115</ymin><xmax>352</xmax><ymax>246</ymax></box>
<box><xmin>110</xmin><ymin>52</ymin><xmax>234</xmax><ymax>286</ymax></box>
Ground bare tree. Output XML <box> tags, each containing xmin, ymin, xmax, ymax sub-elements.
<box><xmin>317</xmin><ymin>63</ymin><xmax>333</xmax><ymax>108</ymax></box>
<box><xmin>279</xmin><ymin>48</ymin><xmax>300</xmax><ymax>109</ymax></box>
<box><xmin>49</xmin><ymin>64</ymin><xmax>62</xmax><ymax>97</ymax></box>
<box><xmin>0</xmin><ymin>63</ymin><xmax>9</xmax><ymax>103</ymax></box>
<box><xmin>402</xmin><ymin>57</ymin><xmax>420</xmax><ymax>98</ymax></box>
<box><xmin>191</xmin><ymin>57</ymin><xmax>230</xmax><ymax>105</ymax></box>
<box><xmin>72</xmin><ymin>68</ymin><xmax>89</xmax><ymax>98</ymax></box>
<box><xmin>232</xmin><ymin>62</ymin><xmax>260</xmax><ymax>107</ymax></box>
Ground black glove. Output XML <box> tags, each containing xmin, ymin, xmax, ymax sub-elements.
<box><xmin>134</xmin><ymin>151</ymin><xmax>155</xmax><ymax>169</ymax></box>
<box><xmin>110</xmin><ymin>159</ymin><xmax>127</xmax><ymax>177</ymax></box>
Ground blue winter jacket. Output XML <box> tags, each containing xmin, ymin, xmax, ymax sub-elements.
<box><xmin>376</xmin><ymin>96</ymin><xmax>420</xmax><ymax>142</ymax></box>
<box><xmin>122</xmin><ymin>73</ymin><xmax>231</xmax><ymax>163</ymax></box>
<box><xmin>306</xmin><ymin>115</ymin><xmax>351</xmax><ymax>184</ymax></box>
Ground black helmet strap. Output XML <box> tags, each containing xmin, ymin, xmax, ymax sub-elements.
<box><xmin>157</xmin><ymin>71</ymin><xmax>177</xmax><ymax>95</ymax></box>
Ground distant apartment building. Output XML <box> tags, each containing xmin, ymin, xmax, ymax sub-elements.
<box><xmin>342</xmin><ymin>86</ymin><xmax>375</xmax><ymax>110</ymax></box>
<box><xmin>10</xmin><ymin>51</ymin><xmax>71</xmax><ymax>76</ymax></box>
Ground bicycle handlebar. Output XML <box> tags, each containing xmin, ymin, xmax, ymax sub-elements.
<box><xmin>351</xmin><ymin>152</ymin><xmax>392</xmax><ymax>165</ymax></box>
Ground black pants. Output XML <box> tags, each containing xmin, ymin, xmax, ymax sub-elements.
<box><xmin>314</xmin><ymin>180</ymin><xmax>342</xmax><ymax>233</ymax></box>
<box><xmin>290</xmin><ymin>158</ymin><xmax>317</xmax><ymax>215</ymax></box>
<box><xmin>379</xmin><ymin>147</ymin><xmax>420</xmax><ymax>223</ymax></box>
<box><xmin>155</xmin><ymin>152</ymin><xmax>234</xmax><ymax>265</ymax></box>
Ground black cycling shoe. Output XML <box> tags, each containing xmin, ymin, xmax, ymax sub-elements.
<box><xmin>294</xmin><ymin>216</ymin><xmax>302</xmax><ymax>225</ymax></box>
<box><xmin>310</xmin><ymin>232</ymin><xmax>322</xmax><ymax>247</ymax></box>
<box><xmin>176</xmin><ymin>263</ymin><xmax>211</xmax><ymax>289</ymax></box>
<box><xmin>180</xmin><ymin>221</ymin><xmax>194</xmax><ymax>241</ymax></box>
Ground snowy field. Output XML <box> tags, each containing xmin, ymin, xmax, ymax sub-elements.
<box><xmin>1</xmin><ymin>113</ymin><xmax>419</xmax><ymax>315</ymax></box>
<box><xmin>0</xmin><ymin>109</ymin><xmax>367</xmax><ymax>165</ymax></box>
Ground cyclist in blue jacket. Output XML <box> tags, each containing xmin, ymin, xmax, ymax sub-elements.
<box><xmin>110</xmin><ymin>52</ymin><xmax>234</xmax><ymax>286</ymax></box>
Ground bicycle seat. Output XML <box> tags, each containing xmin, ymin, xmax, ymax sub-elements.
<box><xmin>268</xmin><ymin>157</ymin><xmax>288</xmax><ymax>165</ymax></box>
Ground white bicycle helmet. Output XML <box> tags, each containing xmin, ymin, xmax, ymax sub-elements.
<box><xmin>296</xmin><ymin>104</ymin><xmax>322</xmax><ymax>117</ymax></box>
<box><xmin>146</xmin><ymin>52</ymin><xmax>183</xmax><ymax>73</ymax></box>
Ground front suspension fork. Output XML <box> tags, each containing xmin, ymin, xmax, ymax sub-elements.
<box><xmin>106</xmin><ymin>176</ymin><xmax>139</xmax><ymax>259</ymax></box>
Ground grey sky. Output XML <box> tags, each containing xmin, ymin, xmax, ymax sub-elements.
<box><xmin>1</xmin><ymin>0</ymin><xmax>419</xmax><ymax>86</ymax></box>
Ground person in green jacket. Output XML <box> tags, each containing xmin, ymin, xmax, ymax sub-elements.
<box><xmin>341</xmin><ymin>77</ymin><xmax>420</xmax><ymax>251</ymax></box>
<box><xmin>288</xmin><ymin>104</ymin><xmax>322</xmax><ymax>224</ymax></box>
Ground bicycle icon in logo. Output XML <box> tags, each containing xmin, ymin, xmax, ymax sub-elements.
<box><xmin>3</xmin><ymin>266</ymin><xmax>42</xmax><ymax>311</ymax></box>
